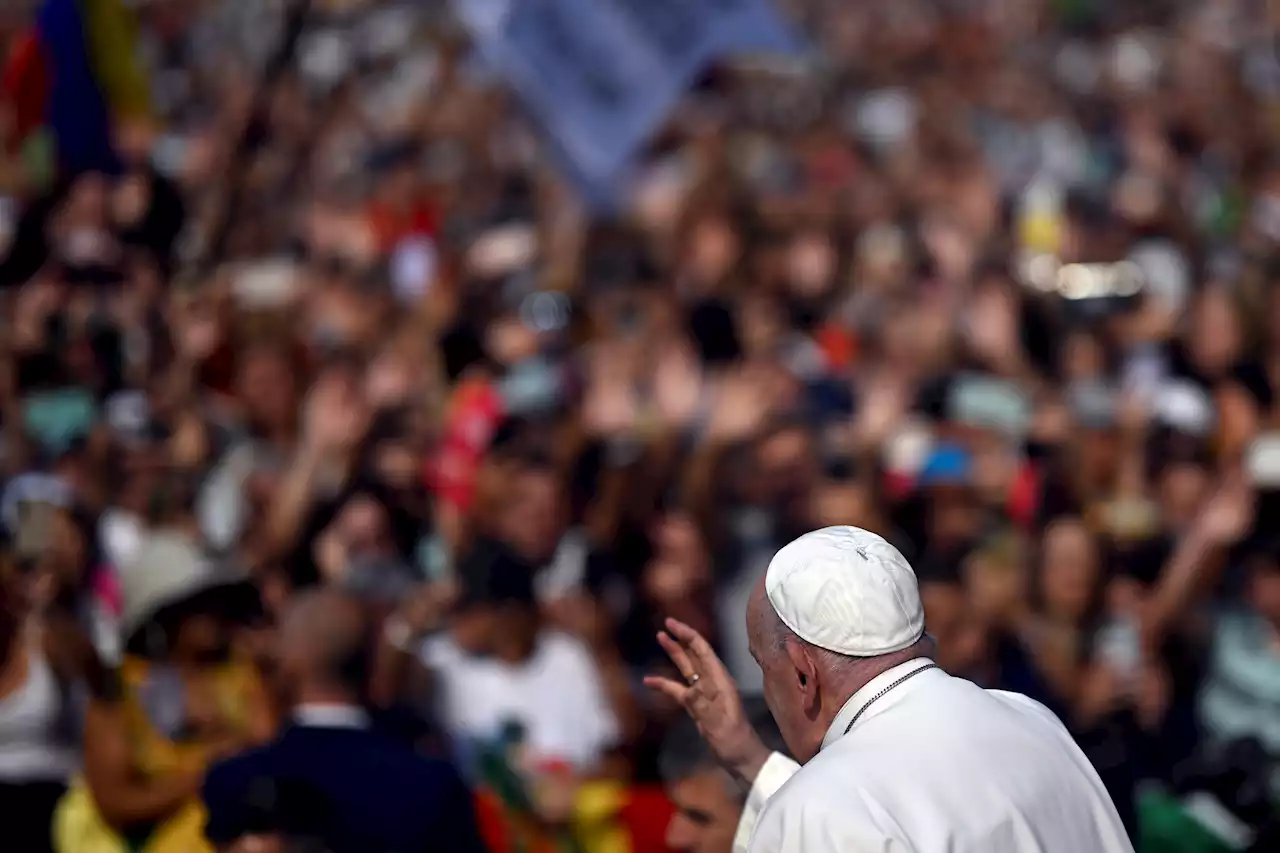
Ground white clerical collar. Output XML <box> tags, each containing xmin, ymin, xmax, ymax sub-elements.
<box><xmin>821</xmin><ymin>657</ymin><xmax>939</xmax><ymax>751</ymax></box>
<box><xmin>292</xmin><ymin>703</ymin><xmax>370</xmax><ymax>729</ymax></box>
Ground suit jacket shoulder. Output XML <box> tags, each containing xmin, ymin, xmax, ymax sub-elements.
<box><xmin>202</xmin><ymin>726</ymin><xmax>485</xmax><ymax>852</ymax></box>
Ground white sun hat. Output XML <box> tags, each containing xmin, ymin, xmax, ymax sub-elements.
<box><xmin>118</xmin><ymin>529</ymin><xmax>248</xmax><ymax>644</ymax></box>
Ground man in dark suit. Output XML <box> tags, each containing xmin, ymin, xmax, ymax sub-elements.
<box><xmin>202</xmin><ymin>589</ymin><xmax>486</xmax><ymax>853</ymax></box>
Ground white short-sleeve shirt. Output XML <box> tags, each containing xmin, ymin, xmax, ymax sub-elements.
<box><xmin>421</xmin><ymin>630</ymin><xmax>619</xmax><ymax>772</ymax></box>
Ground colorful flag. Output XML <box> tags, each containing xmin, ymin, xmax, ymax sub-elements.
<box><xmin>13</xmin><ymin>0</ymin><xmax>151</xmax><ymax>176</ymax></box>
<box><xmin>474</xmin><ymin>783</ymin><xmax>674</xmax><ymax>853</ymax></box>
<box><xmin>1</xmin><ymin>31</ymin><xmax>50</xmax><ymax>146</ymax></box>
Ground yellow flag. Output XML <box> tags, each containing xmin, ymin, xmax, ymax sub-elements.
<box><xmin>80</xmin><ymin>0</ymin><xmax>151</xmax><ymax>121</ymax></box>
<box><xmin>574</xmin><ymin>780</ymin><xmax>631</xmax><ymax>853</ymax></box>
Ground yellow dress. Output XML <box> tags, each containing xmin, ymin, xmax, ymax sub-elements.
<box><xmin>53</xmin><ymin>657</ymin><xmax>265</xmax><ymax>853</ymax></box>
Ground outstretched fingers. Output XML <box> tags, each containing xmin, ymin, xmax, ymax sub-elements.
<box><xmin>643</xmin><ymin>674</ymin><xmax>691</xmax><ymax>706</ymax></box>
<box><xmin>656</xmin><ymin>629</ymin><xmax>697</xmax><ymax>681</ymax></box>
<box><xmin>648</xmin><ymin>617</ymin><xmax>738</xmax><ymax>715</ymax></box>
<box><xmin>664</xmin><ymin>617</ymin><xmax>728</xmax><ymax>682</ymax></box>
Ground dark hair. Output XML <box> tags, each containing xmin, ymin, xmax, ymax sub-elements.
<box><xmin>123</xmin><ymin>580</ymin><xmax>262</xmax><ymax>660</ymax></box>
<box><xmin>145</xmin><ymin>471</ymin><xmax>202</xmax><ymax>526</ymax></box>
<box><xmin>45</xmin><ymin>504</ymin><xmax>103</xmax><ymax>612</ymax></box>
<box><xmin>658</xmin><ymin>698</ymin><xmax>789</xmax><ymax>798</ymax></box>
<box><xmin>455</xmin><ymin>537</ymin><xmax>537</xmax><ymax>610</ymax></box>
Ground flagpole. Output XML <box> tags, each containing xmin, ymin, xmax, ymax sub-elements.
<box><xmin>187</xmin><ymin>0</ymin><xmax>314</xmax><ymax>281</ymax></box>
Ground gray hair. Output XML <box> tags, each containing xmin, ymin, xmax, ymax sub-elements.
<box><xmin>767</xmin><ymin>604</ymin><xmax>933</xmax><ymax>678</ymax></box>
<box><xmin>768</xmin><ymin>614</ymin><xmax>855</xmax><ymax>672</ymax></box>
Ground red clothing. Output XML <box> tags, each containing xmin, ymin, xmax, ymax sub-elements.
<box><xmin>367</xmin><ymin>201</ymin><xmax>439</xmax><ymax>254</ymax></box>
<box><xmin>1005</xmin><ymin>462</ymin><xmax>1041</xmax><ymax>528</ymax></box>
<box><xmin>1</xmin><ymin>31</ymin><xmax>48</xmax><ymax>148</ymax></box>
<box><xmin>815</xmin><ymin>323</ymin><xmax>857</xmax><ymax>370</ymax></box>
<box><xmin>473</xmin><ymin>786</ymin><xmax>677</xmax><ymax>853</ymax></box>
<box><xmin>427</xmin><ymin>377</ymin><xmax>504</xmax><ymax>512</ymax></box>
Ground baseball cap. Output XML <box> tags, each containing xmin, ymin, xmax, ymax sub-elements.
<box><xmin>765</xmin><ymin>526</ymin><xmax>925</xmax><ymax>657</ymax></box>
<box><xmin>917</xmin><ymin>444</ymin><xmax>972</xmax><ymax>488</ymax></box>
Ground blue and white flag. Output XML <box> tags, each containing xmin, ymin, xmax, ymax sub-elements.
<box><xmin>455</xmin><ymin>0</ymin><xmax>799</xmax><ymax>208</ymax></box>
<box><xmin>453</xmin><ymin>0</ymin><xmax>512</xmax><ymax>42</ymax></box>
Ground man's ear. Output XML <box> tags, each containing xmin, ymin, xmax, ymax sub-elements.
<box><xmin>783</xmin><ymin>639</ymin><xmax>819</xmax><ymax>698</ymax></box>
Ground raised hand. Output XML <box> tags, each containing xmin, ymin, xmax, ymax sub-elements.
<box><xmin>644</xmin><ymin>617</ymin><xmax>772</xmax><ymax>783</ymax></box>
<box><xmin>303</xmin><ymin>374</ymin><xmax>370</xmax><ymax>454</ymax></box>
<box><xmin>652</xmin><ymin>348</ymin><xmax>703</xmax><ymax>431</ymax></box>
<box><xmin>12</xmin><ymin>276</ymin><xmax>63</xmax><ymax>351</ymax></box>
<box><xmin>544</xmin><ymin>592</ymin><xmax>612</xmax><ymax>652</ymax></box>
<box><xmin>962</xmin><ymin>285</ymin><xmax>1022</xmax><ymax>370</ymax></box>
<box><xmin>852</xmin><ymin>373</ymin><xmax>908</xmax><ymax>449</ymax></box>
<box><xmin>582</xmin><ymin>348</ymin><xmax>640</xmax><ymax>437</ymax></box>
<box><xmin>705</xmin><ymin>369</ymin><xmax>770</xmax><ymax>443</ymax></box>
<box><xmin>175</xmin><ymin>306</ymin><xmax>223</xmax><ymax>363</ymax></box>
<box><xmin>396</xmin><ymin>581</ymin><xmax>459</xmax><ymax>637</ymax></box>
<box><xmin>366</xmin><ymin>351</ymin><xmax>414</xmax><ymax>410</ymax></box>
<box><xmin>1194</xmin><ymin>471</ymin><xmax>1254</xmax><ymax>545</ymax></box>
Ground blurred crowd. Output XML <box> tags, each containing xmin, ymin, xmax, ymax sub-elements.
<box><xmin>1</xmin><ymin>0</ymin><xmax>1280</xmax><ymax>851</ymax></box>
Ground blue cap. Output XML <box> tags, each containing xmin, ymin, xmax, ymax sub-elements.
<box><xmin>918</xmin><ymin>444</ymin><xmax>972</xmax><ymax>487</ymax></box>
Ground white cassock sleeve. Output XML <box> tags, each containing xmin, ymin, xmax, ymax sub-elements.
<box><xmin>733</xmin><ymin>752</ymin><xmax>801</xmax><ymax>853</ymax></box>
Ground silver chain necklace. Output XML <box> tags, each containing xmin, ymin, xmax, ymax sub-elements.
<box><xmin>842</xmin><ymin>664</ymin><xmax>939</xmax><ymax>736</ymax></box>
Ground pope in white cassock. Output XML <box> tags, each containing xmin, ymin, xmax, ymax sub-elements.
<box><xmin>645</xmin><ymin>526</ymin><xmax>1135</xmax><ymax>853</ymax></box>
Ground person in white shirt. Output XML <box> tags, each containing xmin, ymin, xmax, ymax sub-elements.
<box><xmin>420</xmin><ymin>541</ymin><xmax>621</xmax><ymax>771</ymax></box>
<box><xmin>423</xmin><ymin>628</ymin><xmax>619</xmax><ymax>771</ymax></box>
<box><xmin>646</xmin><ymin>526</ymin><xmax>1133</xmax><ymax>853</ymax></box>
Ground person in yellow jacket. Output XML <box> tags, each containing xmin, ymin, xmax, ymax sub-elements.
<box><xmin>54</xmin><ymin>531</ymin><xmax>274</xmax><ymax>853</ymax></box>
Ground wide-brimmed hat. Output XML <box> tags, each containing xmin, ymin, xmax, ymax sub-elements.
<box><xmin>118</xmin><ymin>529</ymin><xmax>256</xmax><ymax>649</ymax></box>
